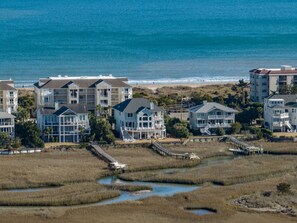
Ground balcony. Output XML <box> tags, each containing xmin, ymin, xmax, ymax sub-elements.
<box><xmin>273</xmin><ymin>113</ymin><xmax>289</xmax><ymax>119</ymax></box>
<box><xmin>196</xmin><ymin>123</ymin><xmax>231</xmax><ymax>128</ymax></box>
<box><xmin>207</xmin><ymin>115</ymin><xmax>234</xmax><ymax>119</ymax></box>
<box><xmin>272</xmin><ymin>121</ymin><xmax>290</xmax><ymax>127</ymax></box>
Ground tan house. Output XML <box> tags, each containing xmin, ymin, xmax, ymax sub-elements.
<box><xmin>250</xmin><ymin>65</ymin><xmax>297</xmax><ymax>102</ymax></box>
<box><xmin>34</xmin><ymin>75</ymin><xmax>132</xmax><ymax>113</ymax></box>
<box><xmin>0</xmin><ymin>80</ymin><xmax>18</xmax><ymax>114</ymax></box>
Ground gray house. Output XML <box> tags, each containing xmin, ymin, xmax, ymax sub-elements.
<box><xmin>37</xmin><ymin>104</ymin><xmax>90</xmax><ymax>143</ymax></box>
<box><xmin>113</xmin><ymin>98</ymin><xmax>166</xmax><ymax>141</ymax></box>
<box><xmin>0</xmin><ymin>112</ymin><xmax>15</xmax><ymax>138</ymax></box>
<box><xmin>189</xmin><ymin>101</ymin><xmax>238</xmax><ymax>135</ymax></box>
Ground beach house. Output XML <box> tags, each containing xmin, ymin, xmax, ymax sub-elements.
<box><xmin>0</xmin><ymin>112</ymin><xmax>15</xmax><ymax>138</ymax></box>
<box><xmin>264</xmin><ymin>94</ymin><xmax>297</xmax><ymax>132</ymax></box>
<box><xmin>189</xmin><ymin>101</ymin><xmax>238</xmax><ymax>135</ymax></box>
<box><xmin>36</xmin><ymin>104</ymin><xmax>90</xmax><ymax>143</ymax></box>
<box><xmin>113</xmin><ymin>98</ymin><xmax>166</xmax><ymax>141</ymax></box>
<box><xmin>34</xmin><ymin>75</ymin><xmax>132</xmax><ymax>114</ymax></box>
<box><xmin>0</xmin><ymin>80</ymin><xmax>18</xmax><ymax>114</ymax></box>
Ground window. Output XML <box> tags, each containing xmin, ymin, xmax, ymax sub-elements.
<box><xmin>128</xmin><ymin>113</ymin><xmax>133</xmax><ymax>117</ymax></box>
<box><xmin>0</xmin><ymin>98</ymin><xmax>3</xmax><ymax>104</ymax></box>
<box><xmin>71</xmin><ymin>100</ymin><xmax>77</xmax><ymax>104</ymax></box>
<box><xmin>44</xmin><ymin>97</ymin><xmax>49</xmax><ymax>103</ymax></box>
<box><xmin>9</xmin><ymin>91</ymin><xmax>14</xmax><ymax>97</ymax></box>
<box><xmin>10</xmin><ymin>99</ymin><xmax>14</xmax><ymax>105</ymax></box>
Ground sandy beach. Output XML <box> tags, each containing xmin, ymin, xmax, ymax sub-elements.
<box><xmin>131</xmin><ymin>81</ymin><xmax>237</xmax><ymax>91</ymax></box>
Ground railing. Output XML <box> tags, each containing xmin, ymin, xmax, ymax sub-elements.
<box><xmin>196</xmin><ymin>123</ymin><xmax>231</xmax><ymax>128</ymax></box>
<box><xmin>272</xmin><ymin>121</ymin><xmax>290</xmax><ymax>127</ymax></box>
<box><xmin>273</xmin><ymin>113</ymin><xmax>289</xmax><ymax>119</ymax></box>
<box><xmin>207</xmin><ymin>115</ymin><xmax>234</xmax><ymax>119</ymax></box>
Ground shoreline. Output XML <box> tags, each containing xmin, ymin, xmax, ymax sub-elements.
<box><xmin>131</xmin><ymin>81</ymin><xmax>237</xmax><ymax>91</ymax></box>
<box><xmin>17</xmin><ymin>81</ymin><xmax>238</xmax><ymax>91</ymax></box>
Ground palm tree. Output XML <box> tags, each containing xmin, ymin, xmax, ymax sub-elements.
<box><xmin>44</xmin><ymin>127</ymin><xmax>53</xmax><ymax>142</ymax></box>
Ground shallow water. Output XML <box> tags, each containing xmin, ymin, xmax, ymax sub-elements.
<box><xmin>158</xmin><ymin>155</ymin><xmax>240</xmax><ymax>175</ymax></box>
<box><xmin>97</xmin><ymin>176</ymin><xmax>199</xmax><ymax>205</ymax></box>
<box><xmin>189</xmin><ymin>208</ymin><xmax>216</xmax><ymax>216</ymax></box>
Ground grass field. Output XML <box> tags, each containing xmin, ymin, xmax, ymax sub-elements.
<box><xmin>0</xmin><ymin>141</ymin><xmax>296</xmax><ymax>223</ymax></box>
<box><xmin>0</xmin><ymin>149</ymin><xmax>108</xmax><ymax>189</ymax></box>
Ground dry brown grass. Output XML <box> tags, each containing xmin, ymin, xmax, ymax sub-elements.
<box><xmin>168</xmin><ymin>141</ymin><xmax>231</xmax><ymax>158</ymax></box>
<box><xmin>254</xmin><ymin>141</ymin><xmax>297</xmax><ymax>154</ymax></box>
<box><xmin>0</xmin><ymin>182</ymin><xmax>120</xmax><ymax>206</ymax></box>
<box><xmin>0</xmin><ymin>172</ymin><xmax>295</xmax><ymax>223</ymax></box>
<box><xmin>120</xmin><ymin>155</ymin><xmax>297</xmax><ymax>186</ymax></box>
<box><xmin>0</xmin><ymin>149</ymin><xmax>108</xmax><ymax>189</ymax></box>
<box><xmin>0</xmin><ymin>142</ymin><xmax>296</xmax><ymax>223</ymax></box>
<box><xmin>103</xmin><ymin>146</ymin><xmax>199</xmax><ymax>171</ymax></box>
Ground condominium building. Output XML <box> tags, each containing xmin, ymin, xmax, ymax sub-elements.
<box><xmin>36</xmin><ymin>104</ymin><xmax>90</xmax><ymax>143</ymax></box>
<box><xmin>0</xmin><ymin>80</ymin><xmax>18</xmax><ymax>114</ymax></box>
<box><xmin>264</xmin><ymin>94</ymin><xmax>297</xmax><ymax>132</ymax></box>
<box><xmin>34</xmin><ymin>75</ymin><xmax>132</xmax><ymax>113</ymax></box>
<box><xmin>113</xmin><ymin>98</ymin><xmax>166</xmax><ymax>141</ymax></box>
<box><xmin>189</xmin><ymin>101</ymin><xmax>238</xmax><ymax>135</ymax></box>
<box><xmin>250</xmin><ymin>65</ymin><xmax>297</xmax><ymax>102</ymax></box>
<box><xmin>0</xmin><ymin>112</ymin><xmax>15</xmax><ymax>138</ymax></box>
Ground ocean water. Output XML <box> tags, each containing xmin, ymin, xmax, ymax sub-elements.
<box><xmin>1</xmin><ymin>0</ymin><xmax>297</xmax><ymax>86</ymax></box>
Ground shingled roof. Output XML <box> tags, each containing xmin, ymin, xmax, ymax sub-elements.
<box><xmin>267</xmin><ymin>94</ymin><xmax>297</xmax><ymax>108</ymax></box>
<box><xmin>189</xmin><ymin>102</ymin><xmax>238</xmax><ymax>113</ymax></box>
<box><xmin>0</xmin><ymin>81</ymin><xmax>16</xmax><ymax>91</ymax></box>
<box><xmin>34</xmin><ymin>77</ymin><xmax>131</xmax><ymax>89</ymax></box>
<box><xmin>0</xmin><ymin>112</ymin><xmax>15</xmax><ymax>119</ymax></box>
<box><xmin>40</xmin><ymin>104</ymin><xmax>88</xmax><ymax>116</ymax></box>
<box><xmin>113</xmin><ymin>98</ymin><xmax>162</xmax><ymax>113</ymax></box>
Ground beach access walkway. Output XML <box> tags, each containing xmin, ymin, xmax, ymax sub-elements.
<box><xmin>89</xmin><ymin>144</ymin><xmax>127</xmax><ymax>170</ymax></box>
<box><xmin>150</xmin><ymin>141</ymin><xmax>199</xmax><ymax>160</ymax></box>
<box><xmin>225</xmin><ymin>136</ymin><xmax>263</xmax><ymax>155</ymax></box>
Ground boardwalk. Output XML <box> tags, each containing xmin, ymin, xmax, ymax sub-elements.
<box><xmin>89</xmin><ymin>144</ymin><xmax>127</xmax><ymax>170</ymax></box>
<box><xmin>151</xmin><ymin>141</ymin><xmax>199</xmax><ymax>159</ymax></box>
<box><xmin>225</xmin><ymin>136</ymin><xmax>263</xmax><ymax>155</ymax></box>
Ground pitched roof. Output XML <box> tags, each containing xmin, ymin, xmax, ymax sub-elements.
<box><xmin>34</xmin><ymin>77</ymin><xmax>131</xmax><ymax>89</ymax></box>
<box><xmin>113</xmin><ymin>98</ymin><xmax>162</xmax><ymax>113</ymax></box>
<box><xmin>0</xmin><ymin>81</ymin><xmax>16</xmax><ymax>91</ymax></box>
<box><xmin>189</xmin><ymin>102</ymin><xmax>238</xmax><ymax>113</ymax></box>
<box><xmin>267</xmin><ymin>94</ymin><xmax>297</xmax><ymax>107</ymax></box>
<box><xmin>0</xmin><ymin>112</ymin><xmax>15</xmax><ymax>119</ymax></box>
<box><xmin>40</xmin><ymin>104</ymin><xmax>88</xmax><ymax>116</ymax></box>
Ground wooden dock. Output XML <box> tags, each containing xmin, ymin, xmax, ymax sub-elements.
<box><xmin>225</xmin><ymin>136</ymin><xmax>263</xmax><ymax>155</ymax></box>
<box><xmin>89</xmin><ymin>144</ymin><xmax>127</xmax><ymax>170</ymax></box>
<box><xmin>150</xmin><ymin>141</ymin><xmax>199</xmax><ymax>159</ymax></box>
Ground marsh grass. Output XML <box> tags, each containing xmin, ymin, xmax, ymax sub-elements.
<box><xmin>0</xmin><ymin>182</ymin><xmax>120</xmax><ymax>206</ymax></box>
<box><xmin>120</xmin><ymin>155</ymin><xmax>297</xmax><ymax>186</ymax></box>
<box><xmin>0</xmin><ymin>150</ymin><xmax>109</xmax><ymax>190</ymax></box>
<box><xmin>254</xmin><ymin>141</ymin><xmax>297</xmax><ymax>154</ymax></box>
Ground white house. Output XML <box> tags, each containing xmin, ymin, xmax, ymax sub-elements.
<box><xmin>113</xmin><ymin>98</ymin><xmax>166</xmax><ymax>141</ymax></box>
<box><xmin>37</xmin><ymin>104</ymin><xmax>90</xmax><ymax>143</ymax></box>
<box><xmin>0</xmin><ymin>112</ymin><xmax>15</xmax><ymax>138</ymax></box>
<box><xmin>264</xmin><ymin>94</ymin><xmax>297</xmax><ymax>132</ymax></box>
<box><xmin>189</xmin><ymin>101</ymin><xmax>238</xmax><ymax>135</ymax></box>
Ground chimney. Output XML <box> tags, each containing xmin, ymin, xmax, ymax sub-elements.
<box><xmin>150</xmin><ymin>101</ymin><xmax>154</xmax><ymax>110</ymax></box>
<box><xmin>55</xmin><ymin>102</ymin><xmax>59</xmax><ymax>110</ymax></box>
